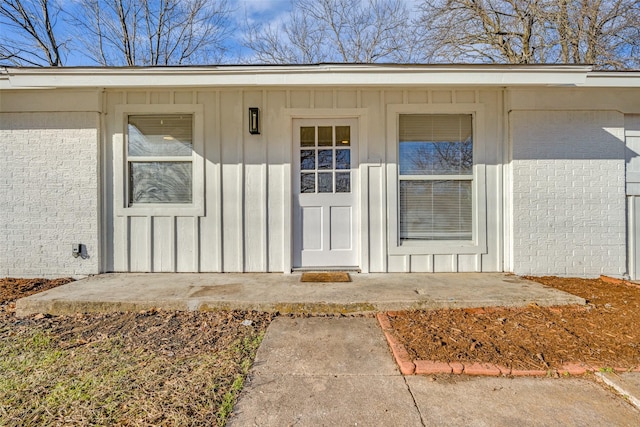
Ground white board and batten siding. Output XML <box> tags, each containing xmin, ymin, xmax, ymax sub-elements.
<box><xmin>625</xmin><ymin>114</ymin><xmax>640</xmax><ymax>280</ymax></box>
<box><xmin>105</xmin><ymin>88</ymin><xmax>506</xmax><ymax>273</ymax></box>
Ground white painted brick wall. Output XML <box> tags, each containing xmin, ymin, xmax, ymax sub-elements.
<box><xmin>0</xmin><ymin>112</ymin><xmax>100</xmax><ymax>277</ymax></box>
<box><xmin>511</xmin><ymin>110</ymin><xmax>626</xmax><ymax>277</ymax></box>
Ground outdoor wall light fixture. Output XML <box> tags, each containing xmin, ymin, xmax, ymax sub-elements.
<box><xmin>249</xmin><ymin>107</ymin><xmax>260</xmax><ymax>135</ymax></box>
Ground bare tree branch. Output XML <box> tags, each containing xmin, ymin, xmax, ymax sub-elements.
<box><xmin>416</xmin><ymin>0</ymin><xmax>640</xmax><ymax>69</ymax></box>
<box><xmin>0</xmin><ymin>0</ymin><xmax>65</xmax><ymax>66</ymax></box>
<box><xmin>71</xmin><ymin>0</ymin><xmax>233</xmax><ymax>66</ymax></box>
<box><xmin>1</xmin><ymin>0</ymin><xmax>636</xmax><ymax>68</ymax></box>
<box><xmin>242</xmin><ymin>0</ymin><xmax>417</xmax><ymax>64</ymax></box>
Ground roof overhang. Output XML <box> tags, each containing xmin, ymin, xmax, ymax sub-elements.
<box><xmin>1</xmin><ymin>64</ymin><xmax>639</xmax><ymax>89</ymax></box>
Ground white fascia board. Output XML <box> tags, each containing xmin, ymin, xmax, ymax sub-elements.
<box><xmin>582</xmin><ymin>72</ymin><xmax>640</xmax><ymax>87</ymax></box>
<box><xmin>1</xmin><ymin>64</ymin><xmax>592</xmax><ymax>89</ymax></box>
<box><xmin>0</xmin><ymin>69</ymin><xmax>12</xmax><ymax>89</ymax></box>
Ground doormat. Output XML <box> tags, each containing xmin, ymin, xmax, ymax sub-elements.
<box><xmin>300</xmin><ymin>272</ymin><xmax>351</xmax><ymax>283</ymax></box>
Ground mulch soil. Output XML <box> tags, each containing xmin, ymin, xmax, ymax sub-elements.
<box><xmin>387</xmin><ymin>276</ymin><xmax>640</xmax><ymax>371</ymax></box>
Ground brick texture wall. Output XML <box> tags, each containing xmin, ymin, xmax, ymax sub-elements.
<box><xmin>0</xmin><ymin>112</ymin><xmax>100</xmax><ymax>277</ymax></box>
<box><xmin>511</xmin><ymin>110</ymin><xmax>626</xmax><ymax>277</ymax></box>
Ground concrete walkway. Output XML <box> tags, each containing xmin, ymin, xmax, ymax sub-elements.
<box><xmin>16</xmin><ymin>272</ymin><xmax>585</xmax><ymax>316</ymax></box>
<box><xmin>230</xmin><ymin>317</ymin><xmax>640</xmax><ymax>427</ymax></box>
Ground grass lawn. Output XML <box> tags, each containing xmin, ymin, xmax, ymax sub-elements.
<box><xmin>0</xmin><ymin>278</ymin><xmax>274</xmax><ymax>426</ymax></box>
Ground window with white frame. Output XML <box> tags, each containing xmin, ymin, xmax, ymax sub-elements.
<box><xmin>127</xmin><ymin>114</ymin><xmax>194</xmax><ymax>205</ymax></box>
<box><xmin>398</xmin><ymin>114</ymin><xmax>473</xmax><ymax>241</ymax></box>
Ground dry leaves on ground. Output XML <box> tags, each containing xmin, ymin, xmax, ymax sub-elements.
<box><xmin>0</xmin><ymin>277</ymin><xmax>74</xmax><ymax>315</ymax></box>
<box><xmin>0</xmin><ymin>278</ymin><xmax>274</xmax><ymax>426</ymax></box>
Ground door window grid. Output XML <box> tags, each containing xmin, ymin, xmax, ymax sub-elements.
<box><xmin>300</xmin><ymin>126</ymin><xmax>351</xmax><ymax>194</ymax></box>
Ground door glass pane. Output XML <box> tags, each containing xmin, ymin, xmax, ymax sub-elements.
<box><xmin>301</xmin><ymin>173</ymin><xmax>315</xmax><ymax>193</ymax></box>
<box><xmin>300</xmin><ymin>150</ymin><xmax>315</xmax><ymax>170</ymax></box>
<box><xmin>336</xmin><ymin>126</ymin><xmax>350</xmax><ymax>146</ymax></box>
<box><xmin>335</xmin><ymin>172</ymin><xmax>351</xmax><ymax>193</ymax></box>
<box><xmin>300</xmin><ymin>127</ymin><xmax>315</xmax><ymax>147</ymax></box>
<box><xmin>128</xmin><ymin>115</ymin><xmax>193</xmax><ymax>156</ymax></box>
<box><xmin>318</xmin><ymin>126</ymin><xmax>333</xmax><ymax>147</ymax></box>
<box><xmin>130</xmin><ymin>161</ymin><xmax>192</xmax><ymax>204</ymax></box>
<box><xmin>335</xmin><ymin>149</ymin><xmax>350</xmax><ymax>169</ymax></box>
<box><xmin>318</xmin><ymin>172</ymin><xmax>333</xmax><ymax>193</ymax></box>
<box><xmin>318</xmin><ymin>149</ymin><xmax>333</xmax><ymax>169</ymax></box>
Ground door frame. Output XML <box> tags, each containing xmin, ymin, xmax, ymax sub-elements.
<box><xmin>283</xmin><ymin>109</ymin><xmax>369</xmax><ymax>273</ymax></box>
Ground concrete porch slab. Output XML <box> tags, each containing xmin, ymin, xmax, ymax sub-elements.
<box><xmin>15</xmin><ymin>272</ymin><xmax>585</xmax><ymax>316</ymax></box>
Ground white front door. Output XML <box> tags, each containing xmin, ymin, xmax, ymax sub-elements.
<box><xmin>293</xmin><ymin>119</ymin><xmax>359</xmax><ymax>268</ymax></box>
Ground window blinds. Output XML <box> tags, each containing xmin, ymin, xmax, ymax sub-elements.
<box><xmin>399</xmin><ymin>114</ymin><xmax>472</xmax><ymax>143</ymax></box>
<box><xmin>399</xmin><ymin>180</ymin><xmax>472</xmax><ymax>240</ymax></box>
<box><xmin>398</xmin><ymin>114</ymin><xmax>473</xmax><ymax>241</ymax></box>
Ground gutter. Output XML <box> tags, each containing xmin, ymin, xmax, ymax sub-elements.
<box><xmin>0</xmin><ymin>64</ymin><xmax>594</xmax><ymax>89</ymax></box>
<box><xmin>583</xmin><ymin>71</ymin><xmax>640</xmax><ymax>87</ymax></box>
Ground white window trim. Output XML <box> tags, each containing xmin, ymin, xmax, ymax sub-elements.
<box><xmin>114</xmin><ymin>104</ymin><xmax>205</xmax><ymax>217</ymax></box>
<box><xmin>386</xmin><ymin>104</ymin><xmax>487</xmax><ymax>255</ymax></box>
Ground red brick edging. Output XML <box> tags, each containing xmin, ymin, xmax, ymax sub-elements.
<box><xmin>377</xmin><ymin>312</ymin><xmax>415</xmax><ymax>374</ymax></box>
<box><xmin>599</xmin><ymin>275</ymin><xmax>640</xmax><ymax>290</ymax></box>
<box><xmin>376</xmin><ymin>312</ymin><xmax>640</xmax><ymax>377</ymax></box>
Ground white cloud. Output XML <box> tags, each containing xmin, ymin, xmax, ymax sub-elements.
<box><xmin>233</xmin><ymin>0</ymin><xmax>292</xmax><ymax>25</ymax></box>
<box><xmin>224</xmin><ymin>0</ymin><xmax>293</xmax><ymax>63</ymax></box>
<box><xmin>239</xmin><ymin>0</ymin><xmax>291</xmax><ymax>13</ymax></box>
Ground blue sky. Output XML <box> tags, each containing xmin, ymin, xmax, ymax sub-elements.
<box><xmin>2</xmin><ymin>0</ymin><xmax>424</xmax><ymax>66</ymax></box>
<box><xmin>226</xmin><ymin>0</ymin><xmax>422</xmax><ymax>63</ymax></box>
<box><xmin>227</xmin><ymin>0</ymin><xmax>293</xmax><ymax>62</ymax></box>
<box><xmin>239</xmin><ymin>0</ymin><xmax>291</xmax><ymax>20</ymax></box>
<box><xmin>56</xmin><ymin>0</ymin><xmax>295</xmax><ymax>65</ymax></box>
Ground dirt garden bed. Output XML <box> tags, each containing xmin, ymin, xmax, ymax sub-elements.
<box><xmin>385</xmin><ymin>276</ymin><xmax>640</xmax><ymax>374</ymax></box>
<box><xmin>0</xmin><ymin>278</ymin><xmax>274</xmax><ymax>426</ymax></box>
